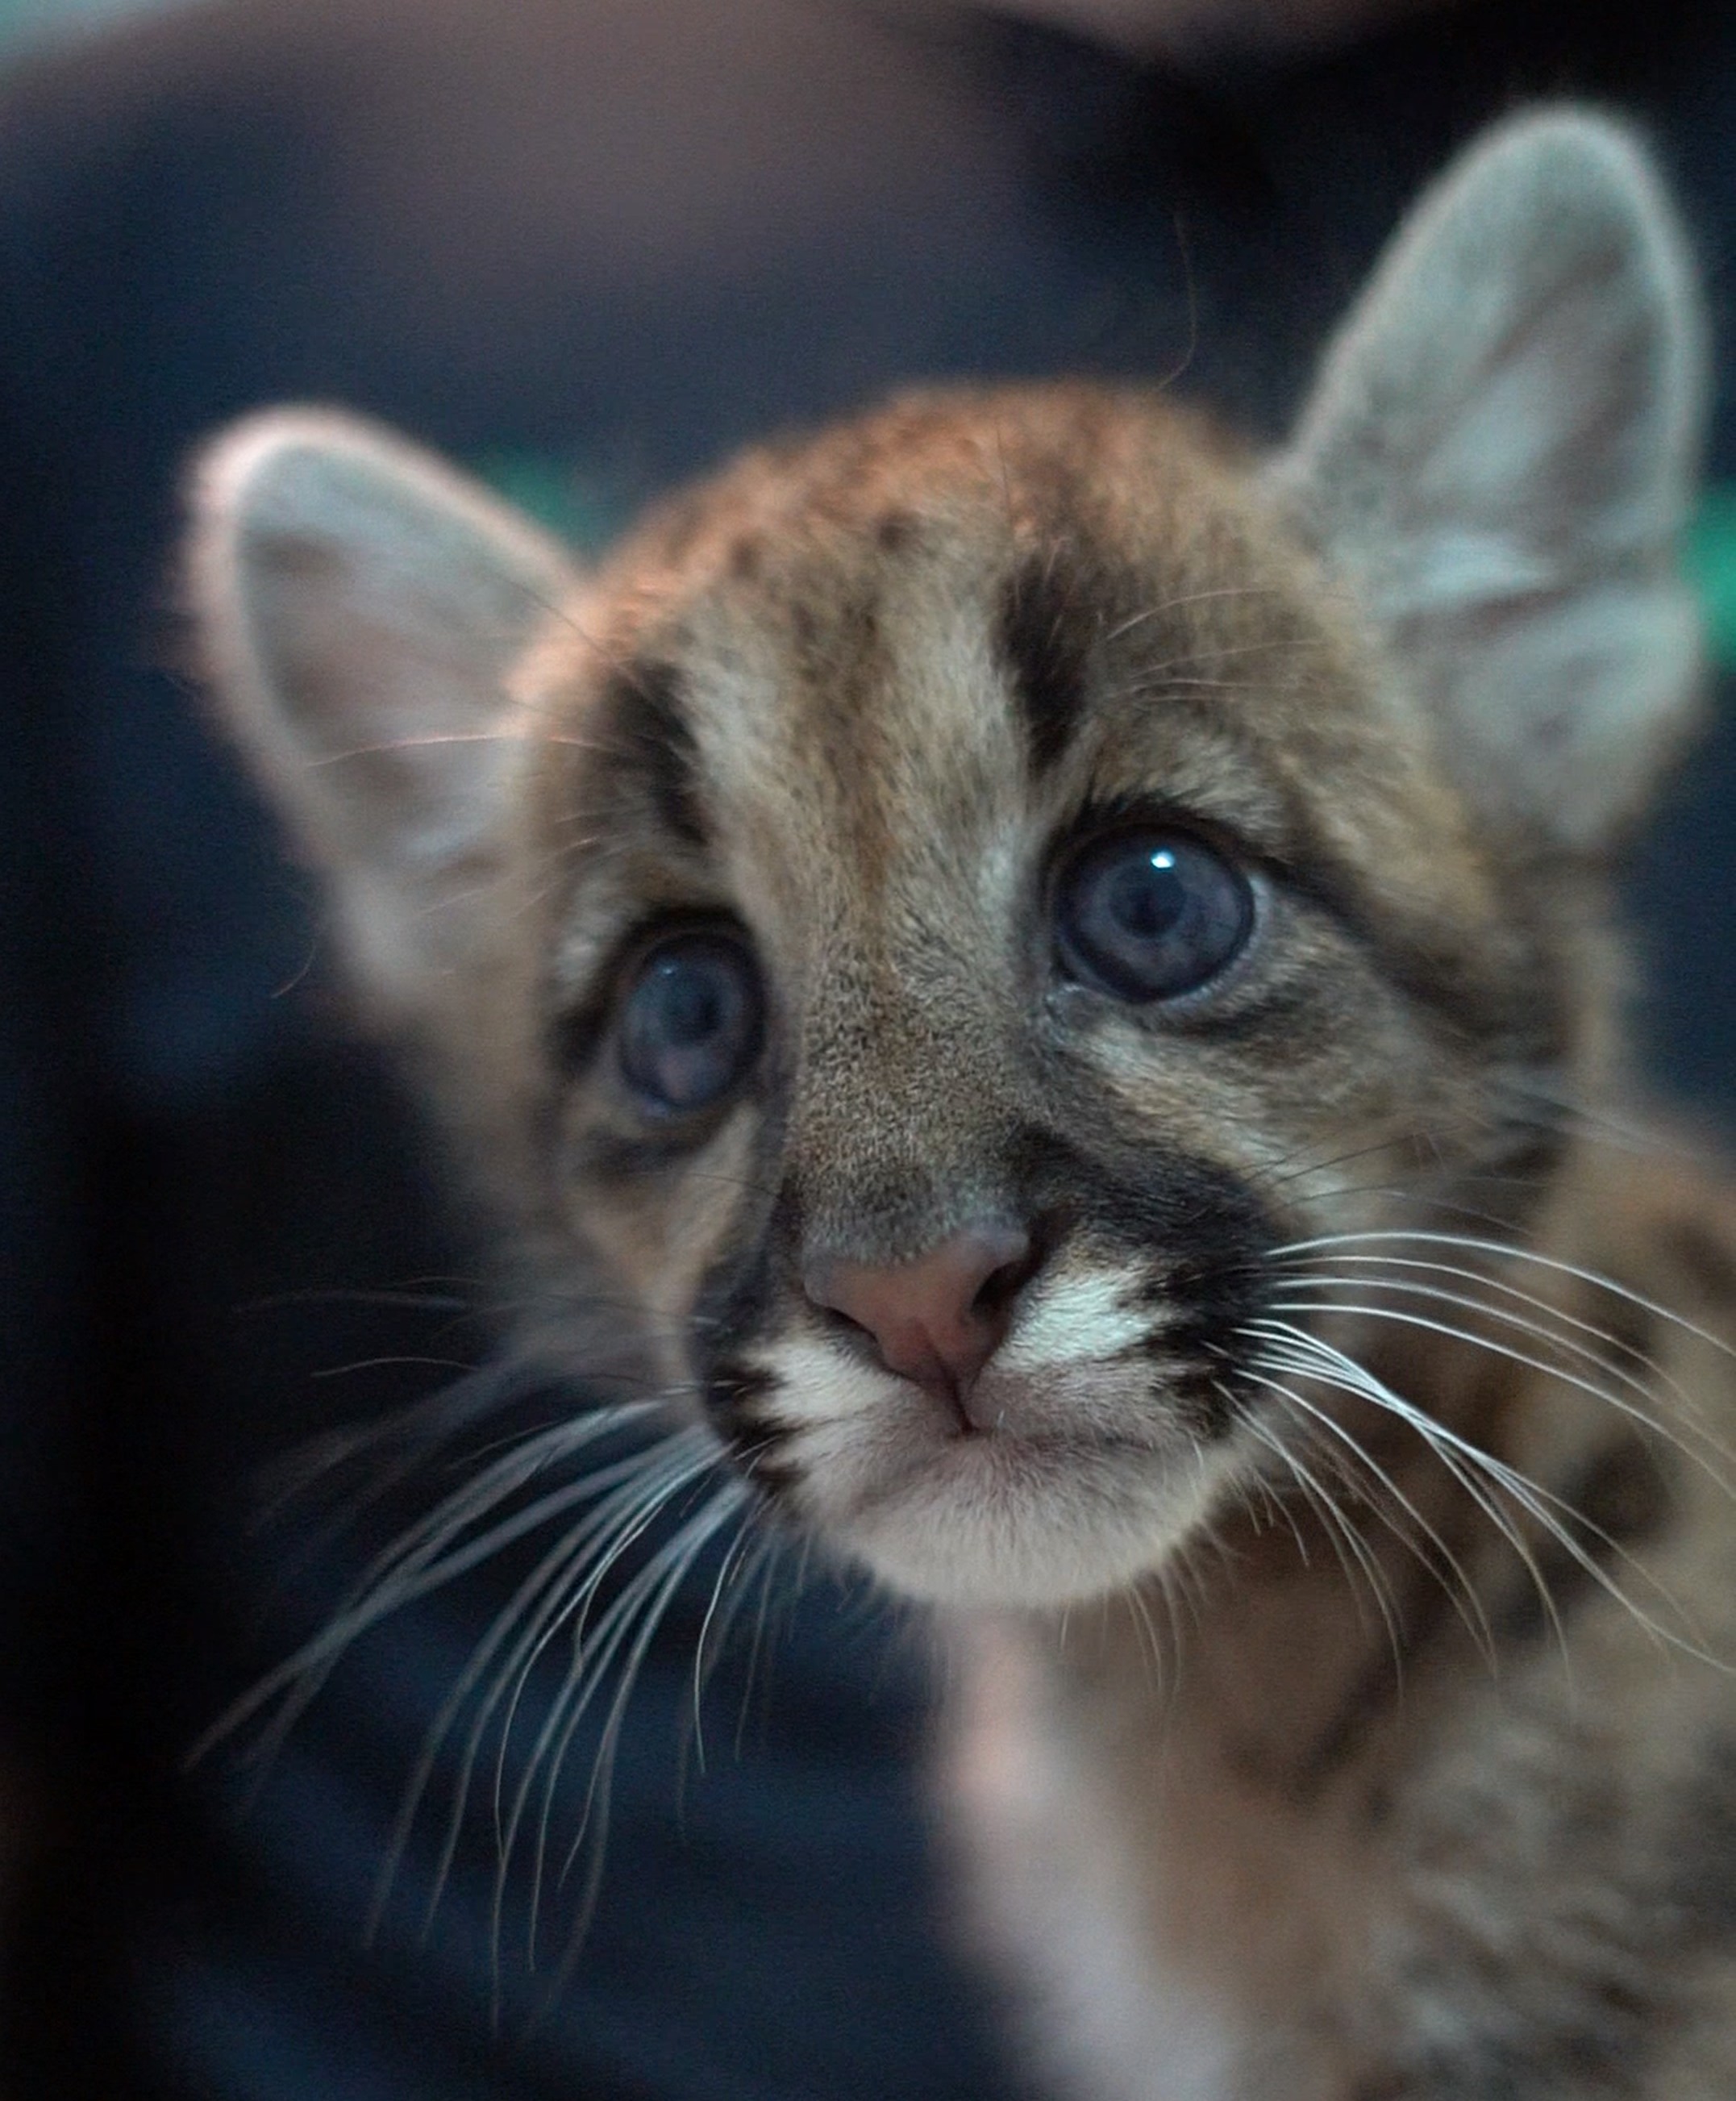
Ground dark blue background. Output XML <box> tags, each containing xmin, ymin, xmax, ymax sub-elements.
<box><xmin>2</xmin><ymin>2</ymin><xmax>1734</xmax><ymax>2092</ymax></box>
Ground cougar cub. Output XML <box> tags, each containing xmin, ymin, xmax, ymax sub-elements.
<box><xmin>188</xmin><ymin>110</ymin><xmax>1736</xmax><ymax>2099</ymax></box>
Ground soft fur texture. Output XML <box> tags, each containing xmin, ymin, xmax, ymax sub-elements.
<box><xmin>188</xmin><ymin>110</ymin><xmax>1736</xmax><ymax>2097</ymax></box>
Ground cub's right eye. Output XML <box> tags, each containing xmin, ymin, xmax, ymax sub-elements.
<box><xmin>1053</xmin><ymin>827</ymin><xmax>1253</xmax><ymax>1003</ymax></box>
<box><xmin>617</xmin><ymin>932</ymin><xmax>764</xmax><ymax>1115</ymax></box>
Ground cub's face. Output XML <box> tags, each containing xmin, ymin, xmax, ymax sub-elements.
<box><xmin>529</xmin><ymin>390</ymin><xmax>1548</xmax><ymax>1607</ymax></box>
<box><xmin>189</xmin><ymin>114</ymin><xmax>1701</xmax><ymax>1611</ymax></box>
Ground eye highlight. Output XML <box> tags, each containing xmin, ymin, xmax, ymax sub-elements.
<box><xmin>1054</xmin><ymin>829</ymin><xmax>1253</xmax><ymax>1003</ymax></box>
<box><xmin>618</xmin><ymin>932</ymin><xmax>764</xmax><ymax>1115</ymax></box>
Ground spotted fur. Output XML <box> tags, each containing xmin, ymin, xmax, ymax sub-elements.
<box><xmin>187</xmin><ymin>110</ymin><xmax>1736</xmax><ymax>2098</ymax></box>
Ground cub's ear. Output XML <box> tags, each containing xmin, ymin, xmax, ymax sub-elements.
<box><xmin>1268</xmin><ymin>110</ymin><xmax>1706</xmax><ymax>855</ymax></box>
<box><xmin>187</xmin><ymin>409</ymin><xmax>578</xmax><ymax>1004</ymax></box>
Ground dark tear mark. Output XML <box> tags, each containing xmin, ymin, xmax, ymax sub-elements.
<box><xmin>689</xmin><ymin>1178</ymin><xmax>810</xmax><ymax>1500</ymax></box>
<box><xmin>1290</xmin><ymin>1564</ymin><xmax>1461</xmax><ymax>1802</ymax></box>
<box><xmin>1490</xmin><ymin>1435</ymin><xmax>1673</xmax><ymax>1648</ymax></box>
<box><xmin>1296</xmin><ymin>1434</ymin><xmax>1675</xmax><ymax>1800</ymax></box>
<box><xmin>875</xmin><ymin>509</ymin><xmax>916</xmax><ymax>555</ymax></box>
<box><xmin>1659</xmin><ymin>1216</ymin><xmax>1736</xmax><ymax>1308</ymax></box>
<box><xmin>604</xmin><ymin>658</ymin><xmax>707</xmax><ymax>848</ymax></box>
<box><xmin>998</xmin><ymin>550</ymin><xmax>1099</xmax><ymax>777</ymax></box>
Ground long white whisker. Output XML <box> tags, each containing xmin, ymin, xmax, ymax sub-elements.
<box><xmin>1270</xmin><ymin>1252</ymin><xmax>1696</xmax><ymax>1404</ymax></box>
<box><xmin>336</xmin><ymin>1403</ymin><xmax>664</xmax><ymax>1619</ymax></box>
<box><xmin>482</xmin><ymin>1428</ymin><xmax>722</xmax><ymax>1844</ymax></box>
<box><xmin>535</xmin><ymin>1490</ymin><xmax>752</xmax><ymax>2012</ymax></box>
<box><xmin>1242</xmin><ymin>1365</ymin><xmax>1497</xmax><ymax>1666</ymax></box>
<box><xmin>191</xmin><ymin>1403</ymin><xmax>668</xmax><ymax>1765</ymax></box>
<box><xmin>734</xmin><ymin>1528</ymin><xmax>795</xmax><ymax>1758</ymax></box>
<box><xmin>518</xmin><ymin>1484</ymin><xmax>747</xmax><ymax>1987</ymax></box>
<box><xmin>381</xmin><ymin>1426</ymin><xmax>716</xmax><ymax>1941</ymax></box>
<box><xmin>488</xmin><ymin>1447</ymin><xmax>728</xmax><ymax>1953</ymax></box>
<box><xmin>1264</xmin><ymin>1292</ymin><xmax>1733</xmax><ymax>1489</ymax></box>
<box><xmin>1271</xmin><ymin>1230</ymin><xmax>1736</xmax><ymax>1370</ymax></box>
<box><xmin>1235</xmin><ymin>1404</ymin><xmax>1406</xmax><ymax>1662</ymax></box>
<box><xmin>1267</xmin><ymin>1274</ymin><xmax>1734</xmax><ymax>1483</ymax></box>
<box><xmin>1249</xmin><ymin>1326</ymin><xmax>1579</xmax><ymax>1668</ymax></box>
<box><xmin>1248</xmin><ymin>1321</ymin><xmax>1721</xmax><ymax>1670</ymax></box>
<box><xmin>690</xmin><ymin>1499</ymin><xmax>768</xmax><ymax>1776</ymax></box>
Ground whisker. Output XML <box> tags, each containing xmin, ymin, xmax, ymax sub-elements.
<box><xmin>735</xmin><ymin>1528</ymin><xmax>796</xmax><ymax>1759</ymax></box>
<box><xmin>1249</xmin><ymin>1327</ymin><xmax>1580</xmax><ymax>1670</ymax></box>
<box><xmin>534</xmin><ymin>1498</ymin><xmax>750</xmax><ymax>2013</ymax></box>
<box><xmin>1270</xmin><ymin>1230</ymin><xmax>1736</xmax><ymax>1371</ymax></box>
<box><xmin>1266</xmin><ymin>1273</ymin><xmax>1735</xmax><ymax>1484</ymax></box>
<box><xmin>1102</xmin><ymin>583</ymin><xmax>1283</xmax><ymax>645</ymax></box>
<box><xmin>1247</xmin><ymin>1320</ymin><xmax>1722</xmax><ymax>1671</ymax></box>
<box><xmin>518</xmin><ymin>1485</ymin><xmax>748</xmax><ymax>1992</ymax></box>
<box><xmin>381</xmin><ymin>1424</ymin><xmax>718</xmax><ymax>1943</ymax></box>
<box><xmin>1243</xmin><ymin>1365</ymin><xmax>1497</xmax><ymax>1667</ymax></box>
<box><xmin>690</xmin><ymin>1484</ymin><xmax>772</xmax><ymax>1774</ymax></box>
<box><xmin>194</xmin><ymin>1399</ymin><xmax>667</xmax><ymax>1761</ymax></box>
<box><xmin>1492</xmin><ymin>1081</ymin><xmax>1717</xmax><ymax>1170</ymax></box>
<box><xmin>1235</xmin><ymin>1403</ymin><xmax>1408</xmax><ymax>1662</ymax></box>
<box><xmin>487</xmin><ymin>1441</ymin><xmax>728</xmax><ymax>1937</ymax></box>
<box><xmin>1121</xmin><ymin>1578</ymin><xmax>1168</xmax><ymax>1690</ymax></box>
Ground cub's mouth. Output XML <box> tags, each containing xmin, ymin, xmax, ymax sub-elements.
<box><xmin>695</xmin><ymin>1164</ymin><xmax>1276</xmax><ymax>1611</ymax></box>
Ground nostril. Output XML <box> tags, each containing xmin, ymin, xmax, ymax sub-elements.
<box><xmin>970</xmin><ymin>1232</ymin><xmax>1042</xmax><ymax>1319</ymax></box>
<box><xmin>802</xmin><ymin>1223</ymin><xmax>1037</xmax><ymax>1395</ymax></box>
<box><xmin>815</xmin><ymin>1296</ymin><xmax>875</xmax><ymax>1351</ymax></box>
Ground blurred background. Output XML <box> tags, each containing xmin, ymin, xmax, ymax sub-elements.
<box><xmin>0</xmin><ymin>0</ymin><xmax>170</xmax><ymax>54</ymax></box>
<box><xmin>0</xmin><ymin>2</ymin><xmax>1732</xmax><ymax>2097</ymax></box>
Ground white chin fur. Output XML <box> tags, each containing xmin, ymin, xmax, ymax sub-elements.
<box><xmin>758</xmin><ymin>1337</ymin><xmax>1239</xmax><ymax>1610</ymax></box>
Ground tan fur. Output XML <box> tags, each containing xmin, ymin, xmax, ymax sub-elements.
<box><xmin>185</xmin><ymin>109</ymin><xmax>1735</xmax><ymax>2098</ymax></box>
<box><xmin>943</xmin><ymin>1141</ymin><xmax>1736</xmax><ymax>2098</ymax></box>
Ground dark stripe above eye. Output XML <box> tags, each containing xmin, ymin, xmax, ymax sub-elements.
<box><xmin>604</xmin><ymin>658</ymin><xmax>707</xmax><ymax>847</ymax></box>
<box><xmin>997</xmin><ymin>552</ymin><xmax>1099</xmax><ymax>777</ymax></box>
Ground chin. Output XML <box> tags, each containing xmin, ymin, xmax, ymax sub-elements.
<box><xmin>763</xmin><ymin>1340</ymin><xmax>1243</xmax><ymax>1611</ymax></box>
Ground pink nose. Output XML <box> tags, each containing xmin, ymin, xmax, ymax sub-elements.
<box><xmin>804</xmin><ymin>1224</ymin><xmax>1033</xmax><ymax>1403</ymax></box>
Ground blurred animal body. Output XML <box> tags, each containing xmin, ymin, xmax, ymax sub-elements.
<box><xmin>188</xmin><ymin>110</ymin><xmax>1736</xmax><ymax>2099</ymax></box>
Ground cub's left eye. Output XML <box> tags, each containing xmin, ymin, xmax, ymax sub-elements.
<box><xmin>1054</xmin><ymin>829</ymin><xmax>1254</xmax><ymax>1003</ymax></box>
<box><xmin>618</xmin><ymin>932</ymin><xmax>764</xmax><ymax>1114</ymax></box>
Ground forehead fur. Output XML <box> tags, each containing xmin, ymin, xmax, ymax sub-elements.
<box><xmin>531</xmin><ymin>383</ymin><xmax>1503</xmax><ymax>992</ymax></box>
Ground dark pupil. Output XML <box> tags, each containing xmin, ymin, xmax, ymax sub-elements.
<box><xmin>661</xmin><ymin>972</ymin><xmax>725</xmax><ymax>1046</ymax></box>
<box><xmin>619</xmin><ymin>936</ymin><xmax>761</xmax><ymax>1113</ymax></box>
<box><xmin>1056</xmin><ymin>831</ymin><xmax>1251</xmax><ymax>1003</ymax></box>
<box><xmin>1106</xmin><ymin>851</ymin><xmax>1185</xmax><ymax>943</ymax></box>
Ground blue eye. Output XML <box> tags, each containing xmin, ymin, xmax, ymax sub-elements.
<box><xmin>1055</xmin><ymin>830</ymin><xmax>1253</xmax><ymax>1003</ymax></box>
<box><xmin>618</xmin><ymin>933</ymin><xmax>764</xmax><ymax>1114</ymax></box>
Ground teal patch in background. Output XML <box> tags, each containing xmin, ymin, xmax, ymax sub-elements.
<box><xmin>1688</xmin><ymin>486</ymin><xmax>1736</xmax><ymax>673</ymax></box>
<box><xmin>471</xmin><ymin>449</ymin><xmax>639</xmax><ymax>559</ymax></box>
